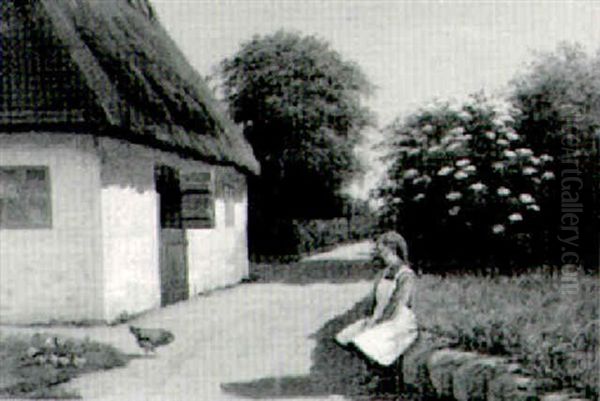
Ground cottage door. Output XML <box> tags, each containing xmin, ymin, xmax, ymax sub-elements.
<box><xmin>155</xmin><ymin>166</ymin><xmax>189</xmax><ymax>306</ymax></box>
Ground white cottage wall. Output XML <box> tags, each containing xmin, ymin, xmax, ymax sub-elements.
<box><xmin>98</xmin><ymin>138</ymin><xmax>250</xmax><ymax>320</ymax></box>
<box><xmin>186</xmin><ymin>191</ymin><xmax>249</xmax><ymax>295</ymax></box>
<box><xmin>0</xmin><ymin>133</ymin><xmax>104</xmax><ymax>324</ymax></box>
<box><xmin>99</xmin><ymin>138</ymin><xmax>161</xmax><ymax>321</ymax></box>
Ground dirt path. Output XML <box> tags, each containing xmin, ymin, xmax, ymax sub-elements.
<box><xmin>302</xmin><ymin>241</ymin><xmax>374</xmax><ymax>262</ymax></box>
<box><xmin>61</xmin><ymin>282</ymin><xmax>370</xmax><ymax>400</ymax></box>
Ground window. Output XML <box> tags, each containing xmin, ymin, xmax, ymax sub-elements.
<box><xmin>0</xmin><ymin>166</ymin><xmax>52</xmax><ymax>228</ymax></box>
<box><xmin>180</xmin><ymin>171</ymin><xmax>214</xmax><ymax>229</ymax></box>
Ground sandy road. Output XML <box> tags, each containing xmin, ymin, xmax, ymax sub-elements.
<box><xmin>57</xmin><ymin>281</ymin><xmax>371</xmax><ymax>400</ymax></box>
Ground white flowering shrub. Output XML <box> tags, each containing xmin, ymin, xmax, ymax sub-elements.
<box><xmin>376</xmin><ymin>94</ymin><xmax>555</xmax><ymax>268</ymax></box>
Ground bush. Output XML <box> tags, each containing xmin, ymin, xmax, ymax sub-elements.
<box><xmin>376</xmin><ymin>94</ymin><xmax>555</xmax><ymax>271</ymax></box>
<box><xmin>250</xmin><ymin>200</ymin><xmax>376</xmax><ymax>261</ymax></box>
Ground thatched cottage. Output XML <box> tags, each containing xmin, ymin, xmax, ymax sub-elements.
<box><xmin>0</xmin><ymin>0</ymin><xmax>260</xmax><ymax>324</ymax></box>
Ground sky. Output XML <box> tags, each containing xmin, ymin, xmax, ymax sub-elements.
<box><xmin>151</xmin><ymin>0</ymin><xmax>600</xmax><ymax>198</ymax></box>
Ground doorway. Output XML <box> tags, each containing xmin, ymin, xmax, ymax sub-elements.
<box><xmin>155</xmin><ymin>165</ymin><xmax>189</xmax><ymax>306</ymax></box>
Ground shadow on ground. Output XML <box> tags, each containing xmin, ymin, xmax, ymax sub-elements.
<box><xmin>248</xmin><ymin>260</ymin><xmax>379</xmax><ymax>285</ymax></box>
<box><xmin>221</xmin><ymin>297</ymin><xmax>421</xmax><ymax>401</ymax></box>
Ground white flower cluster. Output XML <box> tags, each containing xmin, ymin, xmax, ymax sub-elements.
<box><xmin>542</xmin><ymin>171</ymin><xmax>555</xmax><ymax>180</ymax></box>
<box><xmin>403</xmin><ymin>168</ymin><xmax>419</xmax><ymax>179</ymax></box>
<box><xmin>446</xmin><ymin>191</ymin><xmax>462</xmax><ymax>201</ymax></box>
<box><xmin>448</xmin><ymin>127</ymin><xmax>465</xmax><ymax>136</ymax></box>
<box><xmin>484</xmin><ymin>131</ymin><xmax>496</xmax><ymax>140</ymax></box>
<box><xmin>422</xmin><ymin>124</ymin><xmax>434</xmax><ymax>134</ymax></box>
<box><xmin>516</xmin><ymin>148</ymin><xmax>533</xmax><ymax>157</ymax></box>
<box><xmin>493</xmin><ymin>161</ymin><xmax>506</xmax><ymax>171</ymax></box>
<box><xmin>508</xmin><ymin>213</ymin><xmax>523</xmax><ymax>222</ymax></box>
<box><xmin>448</xmin><ymin>206</ymin><xmax>460</xmax><ymax>216</ymax></box>
<box><xmin>469</xmin><ymin>182</ymin><xmax>487</xmax><ymax>192</ymax></box>
<box><xmin>505</xmin><ymin>131</ymin><xmax>519</xmax><ymax>141</ymax></box>
<box><xmin>428</xmin><ymin>145</ymin><xmax>443</xmax><ymax>154</ymax></box>
<box><xmin>492</xmin><ymin>224</ymin><xmax>505</xmax><ymax>234</ymax></box>
<box><xmin>438</xmin><ymin>166</ymin><xmax>454</xmax><ymax>176</ymax></box>
<box><xmin>407</xmin><ymin>148</ymin><xmax>420</xmax><ymax>157</ymax></box>
<box><xmin>413</xmin><ymin>175</ymin><xmax>432</xmax><ymax>185</ymax></box>
<box><xmin>518</xmin><ymin>193</ymin><xmax>535</xmax><ymax>204</ymax></box>
<box><xmin>497</xmin><ymin>187</ymin><xmax>511</xmax><ymax>196</ymax></box>
<box><xmin>454</xmin><ymin>171</ymin><xmax>468</xmax><ymax>180</ymax></box>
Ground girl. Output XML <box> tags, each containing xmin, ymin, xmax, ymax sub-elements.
<box><xmin>335</xmin><ymin>231</ymin><xmax>418</xmax><ymax>393</ymax></box>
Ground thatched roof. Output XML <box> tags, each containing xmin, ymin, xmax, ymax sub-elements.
<box><xmin>0</xmin><ymin>0</ymin><xmax>259</xmax><ymax>175</ymax></box>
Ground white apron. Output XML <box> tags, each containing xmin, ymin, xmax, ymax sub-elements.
<box><xmin>336</xmin><ymin>274</ymin><xmax>418</xmax><ymax>366</ymax></box>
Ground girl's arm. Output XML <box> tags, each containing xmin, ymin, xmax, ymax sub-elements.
<box><xmin>374</xmin><ymin>268</ymin><xmax>415</xmax><ymax>324</ymax></box>
<box><xmin>365</xmin><ymin>269</ymin><xmax>384</xmax><ymax>323</ymax></box>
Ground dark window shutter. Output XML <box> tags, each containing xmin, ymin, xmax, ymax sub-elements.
<box><xmin>180</xmin><ymin>172</ymin><xmax>214</xmax><ymax>229</ymax></box>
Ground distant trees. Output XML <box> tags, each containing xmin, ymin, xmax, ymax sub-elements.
<box><xmin>220</xmin><ymin>31</ymin><xmax>373</xmax><ymax>256</ymax></box>
<box><xmin>376</xmin><ymin>43</ymin><xmax>599</xmax><ymax>270</ymax></box>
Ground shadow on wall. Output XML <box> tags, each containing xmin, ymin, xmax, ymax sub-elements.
<box><xmin>221</xmin><ymin>297</ymin><xmax>421</xmax><ymax>400</ymax></box>
<box><xmin>248</xmin><ymin>260</ymin><xmax>380</xmax><ymax>285</ymax></box>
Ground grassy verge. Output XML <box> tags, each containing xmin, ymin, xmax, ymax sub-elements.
<box><xmin>0</xmin><ymin>332</ymin><xmax>129</xmax><ymax>399</ymax></box>
<box><xmin>414</xmin><ymin>273</ymin><xmax>598</xmax><ymax>399</ymax></box>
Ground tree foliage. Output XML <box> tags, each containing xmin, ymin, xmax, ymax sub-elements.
<box><xmin>511</xmin><ymin>43</ymin><xmax>599</xmax><ymax>159</ymax></box>
<box><xmin>220</xmin><ymin>31</ymin><xmax>373</xmax><ymax>256</ymax></box>
<box><xmin>376</xmin><ymin>95</ymin><xmax>555</xmax><ymax>270</ymax></box>
<box><xmin>510</xmin><ymin>43</ymin><xmax>600</xmax><ymax>268</ymax></box>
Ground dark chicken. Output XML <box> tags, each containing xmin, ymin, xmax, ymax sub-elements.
<box><xmin>129</xmin><ymin>326</ymin><xmax>175</xmax><ymax>354</ymax></box>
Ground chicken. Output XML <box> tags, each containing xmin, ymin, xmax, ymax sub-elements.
<box><xmin>129</xmin><ymin>326</ymin><xmax>175</xmax><ymax>354</ymax></box>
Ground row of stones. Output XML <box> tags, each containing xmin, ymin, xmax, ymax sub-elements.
<box><xmin>401</xmin><ymin>334</ymin><xmax>590</xmax><ymax>401</ymax></box>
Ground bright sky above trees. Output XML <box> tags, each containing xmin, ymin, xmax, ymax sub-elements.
<box><xmin>152</xmin><ymin>0</ymin><xmax>599</xmax><ymax>125</ymax></box>
<box><xmin>151</xmin><ymin>0</ymin><xmax>599</xmax><ymax>198</ymax></box>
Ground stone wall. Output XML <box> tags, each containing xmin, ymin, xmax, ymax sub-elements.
<box><xmin>402</xmin><ymin>333</ymin><xmax>592</xmax><ymax>401</ymax></box>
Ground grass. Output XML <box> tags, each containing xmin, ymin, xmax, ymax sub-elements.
<box><xmin>251</xmin><ymin>260</ymin><xmax>599</xmax><ymax>399</ymax></box>
<box><xmin>414</xmin><ymin>273</ymin><xmax>599</xmax><ymax>399</ymax></box>
<box><xmin>0</xmin><ymin>332</ymin><xmax>130</xmax><ymax>399</ymax></box>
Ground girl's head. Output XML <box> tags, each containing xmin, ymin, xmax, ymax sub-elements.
<box><xmin>374</xmin><ymin>231</ymin><xmax>409</xmax><ymax>265</ymax></box>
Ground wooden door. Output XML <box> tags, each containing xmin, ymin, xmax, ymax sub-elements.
<box><xmin>155</xmin><ymin>166</ymin><xmax>189</xmax><ymax>306</ymax></box>
<box><xmin>159</xmin><ymin>228</ymin><xmax>189</xmax><ymax>306</ymax></box>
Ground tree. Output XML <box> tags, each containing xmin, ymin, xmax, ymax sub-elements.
<box><xmin>510</xmin><ymin>43</ymin><xmax>600</xmax><ymax>269</ymax></box>
<box><xmin>375</xmin><ymin>94</ymin><xmax>555</xmax><ymax>271</ymax></box>
<box><xmin>220</xmin><ymin>31</ymin><xmax>373</xmax><ymax>256</ymax></box>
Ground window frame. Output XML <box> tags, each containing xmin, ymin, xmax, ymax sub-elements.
<box><xmin>0</xmin><ymin>165</ymin><xmax>53</xmax><ymax>229</ymax></box>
